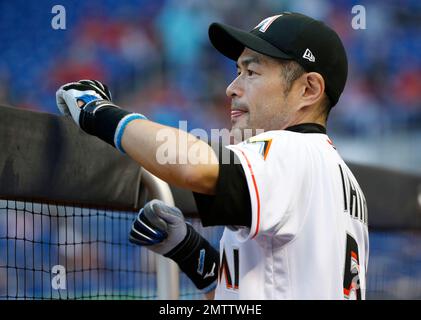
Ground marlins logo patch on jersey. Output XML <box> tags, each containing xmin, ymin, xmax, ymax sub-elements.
<box><xmin>242</xmin><ymin>138</ymin><xmax>272</xmax><ymax>160</ymax></box>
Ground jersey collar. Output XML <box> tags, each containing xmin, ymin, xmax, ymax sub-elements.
<box><xmin>285</xmin><ymin>123</ymin><xmax>326</xmax><ymax>134</ymax></box>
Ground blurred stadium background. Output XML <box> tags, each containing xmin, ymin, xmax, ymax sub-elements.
<box><xmin>0</xmin><ymin>0</ymin><xmax>421</xmax><ymax>299</ymax></box>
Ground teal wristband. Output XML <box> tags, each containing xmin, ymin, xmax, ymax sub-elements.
<box><xmin>113</xmin><ymin>113</ymin><xmax>147</xmax><ymax>153</ymax></box>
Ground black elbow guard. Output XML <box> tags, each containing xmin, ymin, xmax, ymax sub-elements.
<box><xmin>164</xmin><ymin>224</ymin><xmax>219</xmax><ymax>291</ymax></box>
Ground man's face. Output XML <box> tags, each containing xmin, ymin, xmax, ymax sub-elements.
<box><xmin>226</xmin><ymin>48</ymin><xmax>297</xmax><ymax>139</ymax></box>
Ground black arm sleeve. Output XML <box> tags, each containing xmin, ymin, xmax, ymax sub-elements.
<box><xmin>193</xmin><ymin>149</ymin><xmax>251</xmax><ymax>228</ymax></box>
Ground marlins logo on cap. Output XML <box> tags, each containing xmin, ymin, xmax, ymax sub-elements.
<box><xmin>254</xmin><ymin>14</ymin><xmax>284</xmax><ymax>33</ymax></box>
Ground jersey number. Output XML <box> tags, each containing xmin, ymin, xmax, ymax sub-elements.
<box><xmin>343</xmin><ymin>234</ymin><xmax>361</xmax><ymax>300</ymax></box>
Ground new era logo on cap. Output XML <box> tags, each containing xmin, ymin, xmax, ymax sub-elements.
<box><xmin>303</xmin><ymin>48</ymin><xmax>315</xmax><ymax>62</ymax></box>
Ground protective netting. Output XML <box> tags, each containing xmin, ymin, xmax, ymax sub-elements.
<box><xmin>0</xmin><ymin>199</ymin><xmax>222</xmax><ymax>300</ymax></box>
<box><xmin>0</xmin><ymin>199</ymin><xmax>156</xmax><ymax>299</ymax></box>
<box><xmin>1</xmin><ymin>199</ymin><xmax>420</xmax><ymax>299</ymax></box>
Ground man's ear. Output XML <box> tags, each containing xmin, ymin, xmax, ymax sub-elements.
<box><xmin>300</xmin><ymin>72</ymin><xmax>325</xmax><ymax>107</ymax></box>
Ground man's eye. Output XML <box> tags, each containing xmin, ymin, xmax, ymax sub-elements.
<box><xmin>247</xmin><ymin>70</ymin><xmax>256</xmax><ymax>76</ymax></box>
<box><xmin>236</xmin><ymin>69</ymin><xmax>257</xmax><ymax>77</ymax></box>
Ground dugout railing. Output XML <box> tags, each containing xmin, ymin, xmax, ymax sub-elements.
<box><xmin>0</xmin><ymin>105</ymin><xmax>187</xmax><ymax>299</ymax></box>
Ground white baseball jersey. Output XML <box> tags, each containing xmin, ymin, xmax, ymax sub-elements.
<box><xmin>214</xmin><ymin>129</ymin><xmax>369</xmax><ymax>300</ymax></box>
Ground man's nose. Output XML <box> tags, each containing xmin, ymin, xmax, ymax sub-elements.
<box><xmin>226</xmin><ymin>76</ymin><xmax>243</xmax><ymax>98</ymax></box>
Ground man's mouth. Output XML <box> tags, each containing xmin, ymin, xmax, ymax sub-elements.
<box><xmin>231</xmin><ymin>109</ymin><xmax>248</xmax><ymax>119</ymax></box>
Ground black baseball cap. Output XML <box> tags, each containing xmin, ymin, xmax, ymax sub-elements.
<box><xmin>208</xmin><ymin>12</ymin><xmax>348</xmax><ymax>107</ymax></box>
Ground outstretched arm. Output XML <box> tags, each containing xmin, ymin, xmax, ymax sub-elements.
<box><xmin>57</xmin><ymin>80</ymin><xmax>219</xmax><ymax>195</ymax></box>
<box><xmin>121</xmin><ymin>119</ymin><xmax>219</xmax><ymax>195</ymax></box>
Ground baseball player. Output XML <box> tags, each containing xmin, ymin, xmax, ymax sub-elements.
<box><xmin>56</xmin><ymin>12</ymin><xmax>368</xmax><ymax>299</ymax></box>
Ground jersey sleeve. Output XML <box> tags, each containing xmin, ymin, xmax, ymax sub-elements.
<box><xmin>226</xmin><ymin>131</ymin><xmax>308</xmax><ymax>242</ymax></box>
<box><xmin>193</xmin><ymin>152</ymin><xmax>252</xmax><ymax>228</ymax></box>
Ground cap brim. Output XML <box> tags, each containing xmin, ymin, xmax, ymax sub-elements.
<box><xmin>208</xmin><ymin>22</ymin><xmax>293</xmax><ymax>61</ymax></box>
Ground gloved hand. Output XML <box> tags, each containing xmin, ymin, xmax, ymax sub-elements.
<box><xmin>56</xmin><ymin>79</ymin><xmax>112</xmax><ymax>125</ymax></box>
<box><xmin>129</xmin><ymin>199</ymin><xmax>187</xmax><ymax>256</ymax></box>
<box><xmin>56</xmin><ymin>79</ymin><xmax>146</xmax><ymax>153</ymax></box>
<box><xmin>129</xmin><ymin>199</ymin><xmax>219</xmax><ymax>291</ymax></box>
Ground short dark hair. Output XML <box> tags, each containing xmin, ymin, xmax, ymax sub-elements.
<box><xmin>278</xmin><ymin>59</ymin><xmax>331</xmax><ymax>119</ymax></box>
<box><xmin>278</xmin><ymin>60</ymin><xmax>306</xmax><ymax>95</ymax></box>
